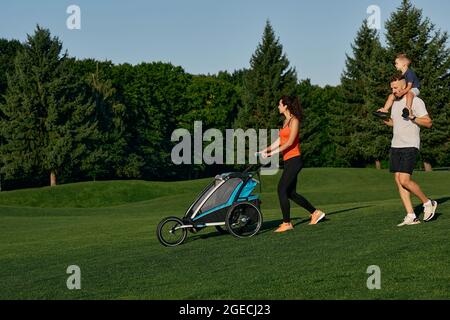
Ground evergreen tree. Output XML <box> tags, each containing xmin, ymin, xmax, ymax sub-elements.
<box><xmin>0</xmin><ymin>39</ymin><xmax>22</xmax><ymax>105</ymax></box>
<box><xmin>80</xmin><ymin>63</ymin><xmax>127</xmax><ymax>181</ymax></box>
<box><xmin>339</xmin><ymin>20</ymin><xmax>392</xmax><ymax>168</ymax></box>
<box><xmin>0</xmin><ymin>26</ymin><xmax>93</xmax><ymax>186</ymax></box>
<box><xmin>235</xmin><ymin>20</ymin><xmax>297</xmax><ymax>130</ymax></box>
<box><xmin>385</xmin><ymin>0</ymin><xmax>450</xmax><ymax>170</ymax></box>
<box><xmin>0</xmin><ymin>39</ymin><xmax>22</xmax><ymax>190</ymax></box>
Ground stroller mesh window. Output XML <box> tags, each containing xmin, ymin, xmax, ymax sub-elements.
<box><xmin>200</xmin><ymin>178</ymin><xmax>242</xmax><ymax>213</ymax></box>
<box><xmin>191</xmin><ymin>179</ymin><xmax>222</xmax><ymax>214</ymax></box>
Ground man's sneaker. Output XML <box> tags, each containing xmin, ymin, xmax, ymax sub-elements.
<box><xmin>309</xmin><ymin>210</ymin><xmax>326</xmax><ymax>225</ymax></box>
<box><xmin>397</xmin><ymin>216</ymin><xmax>421</xmax><ymax>227</ymax></box>
<box><xmin>423</xmin><ymin>200</ymin><xmax>438</xmax><ymax>222</ymax></box>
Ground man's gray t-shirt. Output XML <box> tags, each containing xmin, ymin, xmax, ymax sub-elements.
<box><xmin>391</xmin><ymin>96</ymin><xmax>428</xmax><ymax>150</ymax></box>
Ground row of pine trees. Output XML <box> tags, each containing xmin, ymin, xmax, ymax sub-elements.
<box><xmin>1</xmin><ymin>0</ymin><xmax>449</xmax><ymax>190</ymax></box>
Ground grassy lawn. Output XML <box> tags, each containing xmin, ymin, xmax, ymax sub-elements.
<box><xmin>0</xmin><ymin>168</ymin><xmax>449</xmax><ymax>299</ymax></box>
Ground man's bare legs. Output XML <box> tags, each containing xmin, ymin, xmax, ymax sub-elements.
<box><xmin>395</xmin><ymin>172</ymin><xmax>428</xmax><ymax>214</ymax></box>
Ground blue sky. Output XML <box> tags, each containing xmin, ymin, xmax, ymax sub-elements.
<box><xmin>1</xmin><ymin>0</ymin><xmax>449</xmax><ymax>86</ymax></box>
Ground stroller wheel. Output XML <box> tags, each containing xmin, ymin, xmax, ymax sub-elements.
<box><xmin>157</xmin><ymin>217</ymin><xmax>187</xmax><ymax>247</ymax></box>
<box><xmin>225</xmin><ymin>202</ymin><xmax>262</xmax><ymax>238</ymax></box>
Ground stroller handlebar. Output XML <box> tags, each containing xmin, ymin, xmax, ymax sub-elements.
<box><xmin>242</xmin><ymin>152</ymin><xmax>270</xmax><ymax>174</ymax></box>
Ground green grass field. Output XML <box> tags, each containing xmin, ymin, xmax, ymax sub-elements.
<box><xmin>0</xmin><ymin>168</ymin><xmax>449</xmax><ymax>300</ymax></box>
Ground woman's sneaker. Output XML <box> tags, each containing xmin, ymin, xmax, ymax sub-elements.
<box><xmin>309</xmin><ymin>210</ymin><xmax>326</xmax><ymax>225</ymax></box>
<box><xmin>274</xmin><ymin>222</ymin><xmax>294</xmax><ymax>233</ymax></box>
<box><xmin>423</xmin><ymin>200</ymin><xmax>438</xmax><ymax>222</ymax></box>
<box><xmin>397</xmin><ymin>216</ymin><xmax>421</xmax><ymax>227</ymax></box>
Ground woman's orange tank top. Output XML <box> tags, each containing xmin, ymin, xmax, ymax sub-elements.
<box><xmin>279</xmin><ymin>118</ymin><xmax>301</xmax><ymax>161</ymax></box>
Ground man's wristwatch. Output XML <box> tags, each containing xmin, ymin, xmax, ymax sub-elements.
<box><xmin>410</xmin><ymin>116</ymin><xmax>417</xmax><ymax>121</ymax></box>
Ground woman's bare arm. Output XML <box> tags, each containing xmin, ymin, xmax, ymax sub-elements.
<box><xmin>269</xmin><ymin>119</ymin><xmax>299</xmax><ymax>156</ymax></box>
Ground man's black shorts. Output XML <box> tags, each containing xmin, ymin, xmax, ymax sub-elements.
<box><xmin>390</xmin><ymin>147</ymin><xmax>419</xmax><ymax>175</ymax></box>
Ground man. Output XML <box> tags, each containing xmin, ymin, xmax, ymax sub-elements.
<box><xmin>383</xmin><ymin>74</ymin><xmax>438</xmax><ymax>226</ymax></box>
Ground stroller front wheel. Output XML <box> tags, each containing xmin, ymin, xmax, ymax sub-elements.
<box><xmin>157</xmin><ymin>216</ymin><xmax>187</xmax><ymax>247</ymax></box>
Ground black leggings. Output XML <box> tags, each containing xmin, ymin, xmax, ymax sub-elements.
<box><xmin>278</xmin><ymin>156</ymin><xmax>316</xmax><ymax>223</ymax></box>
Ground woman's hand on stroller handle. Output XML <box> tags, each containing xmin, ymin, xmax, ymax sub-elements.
<box><xmin>255</xmin><ymin>151</ymin><xmax>269</xmax><ymax>159</ymax></box>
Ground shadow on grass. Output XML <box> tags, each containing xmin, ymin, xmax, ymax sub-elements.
<box><xmin>413</xmin><ymin>196</ymin><xmax>449</xmax><ymax>222</ymax></box>
<box><xmin>184</xmin><ymin>198</ymin><xmax>435</xmax><ymax>241</ymax></box>
<box><xmin>185</xmin><ymin>228</ymin><xmax>226</xmax><ymax>243</ymax></box>
<box><xmin>258</xmin><ymin>205</ymin><xmax>374</xmax><ymax>233</ymax></box>
<box><xmin>325</xmin><ymin>205</ymin><xmax>374</xmax><ymax>216</ymax></box>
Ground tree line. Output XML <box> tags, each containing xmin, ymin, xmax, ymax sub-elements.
<box><xmin>1</xmin><ymin>0</ymin><xmax>449</xmax><ymax>190</ymax></box>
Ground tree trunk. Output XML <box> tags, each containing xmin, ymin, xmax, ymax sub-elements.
<box><xmin>423</xmin><ymin>162</ymin><xmax>433</xmax><ymax>172</ymax></box>
<box><xmin>375</xmin><ymin>160</ymin><xmax>381</xmax><ymax>170</ymax></box>
<box><xmin>50</xmin><ymin>171</ymin><xmax>57</xmax><ymax>187</ymax></box>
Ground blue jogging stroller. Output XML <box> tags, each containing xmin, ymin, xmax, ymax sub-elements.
<box><xmin>156</xmin><ymin>164</ymin><xmax>263</xmax><ymax>247</ymax></box>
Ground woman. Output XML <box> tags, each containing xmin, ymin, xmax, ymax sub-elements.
<box><xmin>258</xmin><ymin>96</ymin><xmax>326</xmax><ymax>233</ymax></box>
